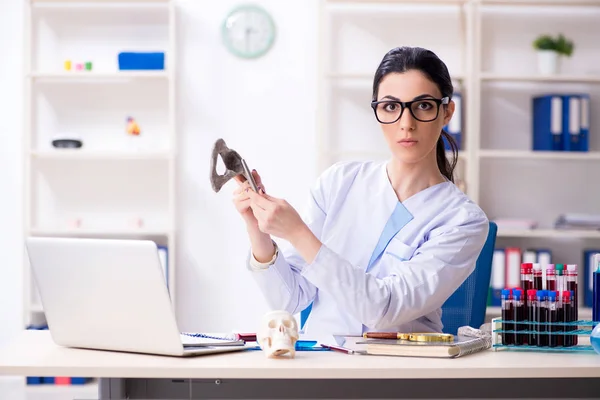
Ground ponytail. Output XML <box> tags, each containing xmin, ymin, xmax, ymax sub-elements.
<box><xmin>436</xmin><ymin>129</ymin><xmax>458</xmax><ymax>183</ymax></box>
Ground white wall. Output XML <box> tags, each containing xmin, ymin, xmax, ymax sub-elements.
<box><xmin>0</xmin><ymin>0</ymin><xmax>320</xmax><ymax>347</ymax></box>
<box><xmin>0</xmin><ymin>0</ymin><xmax>26</xmax><ymax>397</ymax></box>
<box><xmin>0</xmin><ymin>0</ymin><xmax>25</xmax><ymax>347</ymax></box>
<box><xmin>174</xmin><ymin>0</ymin><xmax>319</xmax><ymax>332</ymax></box>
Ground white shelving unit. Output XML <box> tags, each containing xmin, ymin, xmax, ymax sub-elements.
<box><xmin>21</xmin><ymin>0</ymin><xmax>177</xmax><ymax>331</ymax></box>
<box><xmin>318</xmin><ymin>0</ymin><xmax>600</xmax><ymax>315</ymax></box>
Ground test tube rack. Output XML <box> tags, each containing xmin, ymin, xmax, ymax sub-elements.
<box><xmin>491</xmin><ymin>317</ymin><xmax>599</xmax><ymax>352</ymax></box>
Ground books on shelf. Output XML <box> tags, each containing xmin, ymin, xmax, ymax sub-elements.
<box><xmin>488</xmin><ymin>247</ymin><xmax>552</xmax><ymax>306</ymax></box>
<box><xmin>532</xmin><ymin>93</ymin><xmax>590</xmax><ymax>152</ymax></box>
<box><xmin>555</xmin><ymin>213</ymin><xmax>600</xmax><ymax>230</ymax></box>
<box><xmin>443</xmin><ymin>91</ymin><xmax>462</xmax><ymax>151</ymax></box>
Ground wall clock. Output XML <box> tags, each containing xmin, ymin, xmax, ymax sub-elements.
<box><xmin>222</xmin><ymin>4</ymin><xmax>276</xmax><ymax>59</ymax></box>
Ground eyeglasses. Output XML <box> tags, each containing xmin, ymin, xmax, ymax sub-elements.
<box><xmin>370</xmin><ymin>97</ymin><xmax>449</xmax><ymax>124</ymax></box>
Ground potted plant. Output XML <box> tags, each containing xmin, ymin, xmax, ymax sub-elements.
<box><xmin>533</xmin><ymin>33</ymin><xmax>574</xmax><ymax>75</ymax></box>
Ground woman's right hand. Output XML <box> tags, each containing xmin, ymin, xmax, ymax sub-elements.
<box><xmin>232</xmin><ymin>169</ymin><xmax>264</xmax><ymax>228</ymax></box>
<box><xmin>232</xmin><ymin>170</ymin><xmax>276</xmax><ymax>263</ymax></box>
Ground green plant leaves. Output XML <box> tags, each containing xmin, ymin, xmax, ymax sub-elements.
<box><xmin>532</xmin><ymin>33</ymin><xmax>574</xmax><ymax>57</ymax></box>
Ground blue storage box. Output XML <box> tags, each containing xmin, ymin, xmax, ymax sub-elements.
<box><xmin>118</xmin><ymin>52</ymin><xmax>165</xmax><ymax>70</ymax></box>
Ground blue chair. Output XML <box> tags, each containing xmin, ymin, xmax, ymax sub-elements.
<box><xmin>441</xmin><ymin>221</ymin><xmax>498</xmax><ymax>335</ymax></box>
<box><xmin>300</xmin><ymin>222</ymin><xmax>498</xmax><ymax>333</ymax></box>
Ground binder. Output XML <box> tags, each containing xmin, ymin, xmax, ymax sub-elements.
<box><xmin>532</xmin><ymin>95</ymin><xmax>562</xmax><ymax>151</ymax></box>
<box><xmin>579</xmin><ymin>93</ymin><xmax>590</xmax><ymax>152</ymax></box>
<box><xmin>443</xmin><ymin>92</ymin><xmax>462</xmax><ymax>150</ymax></box>
<box><xmin>490</xmin><ymin>248</ymin><xmax>505</xmax><ymax>306</ymax></box>
<box><xmin>583</xmin><ymin>250</ymin><xmax>600</xmax><ymax>308</ymax></box>
<box><xmin>505</xmin><ymin>247</ymin><xmax>521</xmax><ymax>288</ymax></box>
<box><xmin>562</xmin><ymin>94</ymin><xmax>581</xmax><ymax>152</ymax></box>
<box><xmin>536</xmin><ymin>249</ymin><xmax>552</xmax><ymax>268</ymax></box>
<box><xmin>522</xmin><ymin>249</ymin><xmax>537</xmax><ymax>264</ymax></box>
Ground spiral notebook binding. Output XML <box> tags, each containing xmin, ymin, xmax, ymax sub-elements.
<box><xmin>457</xmin><ymin>336</ymin><xmax>491</xmax><ymax>357</ymax></box>
<box><xmin>180</xmin><ymin>332</ymin><xmax>237</xmax><ymax>341</ymax></box>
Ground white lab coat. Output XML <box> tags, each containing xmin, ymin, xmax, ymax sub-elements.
<box><xmin>247</xmin><ymin>160</ymin><xmax>489</xmax><ymax>337</ymax></box>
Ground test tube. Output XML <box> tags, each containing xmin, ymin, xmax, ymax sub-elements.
<box><xmin>501</xmin><ymin>288</ymin><xmax>514</xmax><ymax>345</ymax></box>
<box><xmin>546</xmin><ymin>266</ymin><xmax>556</xmax><ymax>292</ymax></box>
<box><xmin>537</xmin><ymin>290</ymin><xmax>548</xmax><ymax>347</ymax></box>
<box><xmin>593</xmin><ymin>254</ymin><xmax>600</xmax><ymax>324</ymax></box>
<box><xmin>562</xmin><ymin>291</ymin><xmax>573</xmax><ymax>347</ymax></box>
<box><xmin>566</xmin><ymin>264</ymin><xmax>578</xmax><ymax>343</ymax></box>
<box><xmin>527</xmin><ymin>289</ymin><xmax>537</xmax><ymax>346</ymax></box>
<box><xmin>520</xmin><ymin>263</ymin><xmax>532</xmax><ymax>308</ymax></box>
<box><xmin>513</xmin><ymin>289</ymin><xmax>526</xmax><ymax>345</ymax></box>
<box><xmin>566</xmin><ymin>264</ymin><xmax>578</xmax><ymax>308</ymax></box>
<box><xmin>547</xmin><ymin>291</ymin><xmax>558</xmax><ymax>348</ymax></box>
<box><xmin>533</xmin><ymin>263</ymin><xmax>543</xmax><ymax>291</ymax></box>
<box><xmin>556</xmin><ymin>288</ymin><xmax>564</xmax><ymax>347</ymax></box>
<box><xmin>555</xmin><ymin>264</ymin><xmax>564</xmax><ymax>293</ymax></box>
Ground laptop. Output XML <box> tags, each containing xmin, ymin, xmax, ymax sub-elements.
<box><xmin>25</xmin><ymin>236</ymin><xmax>251</xmax><ymax>357</ymax></box>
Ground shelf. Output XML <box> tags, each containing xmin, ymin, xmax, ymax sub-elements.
<box><xmin>32</xmin><ymin>0</ymin><xmax>169</xmax><ymax>4</ymax></box>
<box><xmin>496</xmin><ymin>228</ymin><xmax>600</xmax><ymax>239</ymax></box>
<box><xmin>479</xmin><ymin>0</ymin><xmax>600</xmax><ymax>6</ymax></box>
<box><xmin>327</xmin><ymin>72</ymin><xmax>465</xmax><ymax>81</ymax></box>
<box><xmin>480</xmin><ymin>73</ymin><xmax>600</xmax><ymax>83</ymax></box>
<box><xmin>479</xmin><ymin>150</ymin><xmax>600</xmax><ymax>160</ymax></box>
<box><xmin>31</xmin><ymin>150</ymin><xmax>172</xmax><ymax>161</ymax></box>
<box><xmin>29</xmin><ymin>71</ymin><xmax>169</xmax><ymax>82</ymax></box>
<box><xmin>326</xmin><ymin>0</ymin><xmax>468</xmax><ymax>6</ymax></box>
<box><xmin>29</xmin><ymin>228</ymin><xmax>172</xmax><ymax>238</ymax></box>
<box><xmin>330</xmin><ymin>150</ymin><xmax>466</xmax><ymax>161</ymax></box>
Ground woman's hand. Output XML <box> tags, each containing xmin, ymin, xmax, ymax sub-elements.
<box><xmin>232</xmin><ymin>170</ymin><xmax>265</xmax><ymax>228</ymax></box>
<box><xmin>246</xmin><ymin>190</ymin><xmax>304</xmax><ymax>241</ymax></box>
<box><xmin>247</xmin><ymin>190</ymin><xmax>323</xmax><ymax>264</ymax></box>
<box><xmin>232</xmin><ymin>170</ymin><xmax>276</xmax><ymax>263</ymax></box>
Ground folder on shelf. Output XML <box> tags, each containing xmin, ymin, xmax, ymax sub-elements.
<box><xmin>522</xmin><ymin>249</ymin><xmax>537</xmax><ymax>264</ymax></box>
<box><xmin>579</xmin><ymin>93</ymin><xmax>590</xmax><ymax>152</ymax></box>
<box><xmin>536</xmin><ymin>249</ymin><xmax>552</xmax><ymax>267</ymax></box>
<box><xmin>561</xmin><ymin>94</ymin><xmax>582</xmax><ymax>152</ymax></box>
<box><xmin>489</xmin><ymin>248</ymin><xmax>505</xmax><ymax>306</ymax></box>
<box><xmin>505</xmin><ymin>247</ymin><xmax>521</xmax><ymax>288</ymax></box>
<box><xmin>532</xmin><ymin>95</ymin><xmax>563</xmax><ymax>151</ymax></box>
<box><xmin>443</xmin><ymin>92</ymin><xmax>462</xmax><ymax>151</ymax></box>
<box><xmin>583</xmin><ymin>250</ymin><xmax>600</xmax><ymax>308</ymax></box>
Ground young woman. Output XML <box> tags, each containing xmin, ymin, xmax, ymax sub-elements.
<box><xmin>232</xmin><ymin>46</ymin><xmax>489</xmax><ymax>336</ymax></box>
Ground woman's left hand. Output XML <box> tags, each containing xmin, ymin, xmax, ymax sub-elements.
<box><xmin>246</xmin><ymin>189</ymin><xmax>307</xmax><ymax>243</ymax></box>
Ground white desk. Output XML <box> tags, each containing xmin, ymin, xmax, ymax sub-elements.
<box><xmin>2</xmin><ymin>330</ymin><xmax>600</xmax><ymax>399</ymax></box>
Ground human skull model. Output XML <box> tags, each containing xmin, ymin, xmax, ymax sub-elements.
<box><xmin>257</xmin><ymin>310</ymin><xmax>299</xmax><ymax>358</ymax></box>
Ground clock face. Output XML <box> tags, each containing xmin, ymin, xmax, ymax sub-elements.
<box><xmin>222</xmin><ymin>5</ymin><xmax>276</xmax><ymax>59</ymax></box>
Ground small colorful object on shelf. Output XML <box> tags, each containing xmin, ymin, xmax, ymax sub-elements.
<box><xmin>64</xmin><ymin>60</ymin><xmax>92</xmax><ymax>72</ymax></box>
<box><xmin>126</xmin><ymin>116</ymin><xmax>141</xmax><ymax>136</ymax></box>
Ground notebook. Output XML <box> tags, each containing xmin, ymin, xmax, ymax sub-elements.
<box><xmin>180</xmin><ymin>332</ymin><xmax>245</xmax><ymax>347</ymax></box>
<box><xmin>358</xmin><ymin>335</ymin><xmax>491</xmax><ymax>358</ymax></box>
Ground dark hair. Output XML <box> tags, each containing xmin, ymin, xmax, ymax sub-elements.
<box><xmin>372</xmin><ymin>46</ymin><xmax>458</xmax><ymax>183</ymax></box>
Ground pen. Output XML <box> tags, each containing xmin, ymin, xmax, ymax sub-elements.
<box><xmin>320</xmin><ymin>343</ymin><xmax>355</xmax><ymax>354</ymax></box>
<box><xmin>362</xmin><ymin>332</ymin><xmax>403</xmax><ymax>340</ymax></box>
